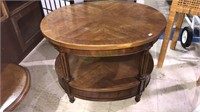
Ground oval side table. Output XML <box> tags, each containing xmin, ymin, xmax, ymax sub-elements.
<box><xmin>40</xmin><ymin>1</ymin><xmax>166</xmax><ymax>103</ymax></box>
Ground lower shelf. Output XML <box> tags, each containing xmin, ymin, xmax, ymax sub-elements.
<box><xmin>55</xmin><ymin>53</ymin><xmax>153</xmax><ymax>101</ymax></box>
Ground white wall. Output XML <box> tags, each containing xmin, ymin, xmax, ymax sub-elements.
<box><xmin>137</xmin><ymin>0</ymin><xmax>144</xmax><ymax>4</ymax></box>
<box><xmin>74</xmin><ymin>0</ymin><xmax>84</xmax><ymax>3</ymax></box>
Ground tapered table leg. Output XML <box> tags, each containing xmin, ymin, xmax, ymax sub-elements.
<box><xmin>157</xmin><ymin>11</ymin><xmax>176</xmax><ymax>68</ymax></box>
<box><xmin>170</xmin><ymin>13</ymin><xmax>185</xmax><ymax>50</ymax></box>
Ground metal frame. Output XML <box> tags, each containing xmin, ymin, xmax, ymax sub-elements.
<box><xmin>184</xmin><ymin>15</ymin><xmax>200</xmax><ymax>41</ymax></box>
<box><xmin>185</xmin><ymin>15</ymin><xmax>200</xmax><ymax>31</ymax></box>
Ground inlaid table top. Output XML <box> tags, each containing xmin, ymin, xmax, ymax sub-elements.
<box><xmin>40</xmin><ymin>1</ymin><xmax>166</xmax><ymax>50</ymax></box>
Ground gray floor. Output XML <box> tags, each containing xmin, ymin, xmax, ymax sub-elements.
<box><xmin>13</xmin><ymin>0</ymin><xmax>200</xmax><ymax>112</ymax></box>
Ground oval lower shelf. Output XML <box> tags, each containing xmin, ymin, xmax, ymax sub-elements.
<box><xmin>55</xmin><ymin>53</ymin><xmax>153</xmax><ymax>101</ymax></box>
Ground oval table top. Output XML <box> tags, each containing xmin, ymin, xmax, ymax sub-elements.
<box><xmin>40</xmin><ymin>1</ymin><xmax>166</xmax><ymax>51</ymax></box>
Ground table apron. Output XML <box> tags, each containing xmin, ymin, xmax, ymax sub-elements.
<box><xmin>51</xmin><ymin>42</ymin><xmax>154</xmax><ymax>57</ymax></box>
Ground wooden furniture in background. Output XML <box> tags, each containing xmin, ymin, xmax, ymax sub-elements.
<box><xmin>40</xmin><ymin>1</ymin><xmax>166</xmax><ymax>103</ymax></box>
<box><xmin>0</xmin><ymin>63</ymin><xmax>31</xmax><ymax>111</ymax></box>
<box><xmin>0</xmin><ymin>1</ymin><xmax>44</xmax><ymax>64</ymax></box>
<box><xmin>157</xmin><ymin>0</ymin><xmax>200</xmax><ymax>68</ymax></box>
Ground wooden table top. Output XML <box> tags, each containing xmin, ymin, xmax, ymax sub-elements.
<box><xmin>40</xmin><ymin>1</ymin><xmax>166</xmax><ymax>51</ymax></box>
<box><xmin>0</xmin><ymin>63</ymin><xmax>30</xmax><ymax>111</ymax></box>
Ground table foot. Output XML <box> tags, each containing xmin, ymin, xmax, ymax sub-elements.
<box><xmin>59</xmin><ymin>78</ymin><xmax>75</xmax><ymax>103</ymax></box>
<box><xmin>69</xmin><ymin>96</ymin><xmax>75</xmax><ymax>103</ymax></box>
<box><xmin>135</xmin><ymin>95</ymin><xmax>141</xmax><ymax>102</ymax></box>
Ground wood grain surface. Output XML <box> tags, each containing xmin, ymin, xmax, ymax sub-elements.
<box><xmin>40</xmin><ymin>1</ymin><xmax>166</xmax><ymax>102</ymax></box>
<box><xmin>55</xmin><ymin>53</ymin><xmax>153</xmax><ymax>101</ymax></box>
<box><xmin>0</xmin><ymin>63</ymin><xmax>30</xmax><ymax>111</ymax></box>
<box><xmin>40</xmin><ymin>1</ymin><xmax>166</xmax><ymax>51</ymax></box>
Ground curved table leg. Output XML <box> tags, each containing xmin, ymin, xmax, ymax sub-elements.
<box><xmin>135</xmin><ymin>50</ymin><xmax>152</xmax><ymax>102</ymax></box>
<box><xmin>56</xmin><ymin>53</ymin><xmax>75</xmax><ymax>103</ymax></box>
<box><xmin>135</xmin><ymin>76</ymin><xmax>146</xmax><ymax>102</ymax></box>
<box><xmin>135</xmin><ymin>95</ymin><xmax>141</xmax><ymax>102</ymax></box>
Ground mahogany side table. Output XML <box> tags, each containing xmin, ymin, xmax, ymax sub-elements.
<box><xmin>40</xmin><ymin>1</ymin><xmax>166</xmax><ymax>103</ymax></box>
